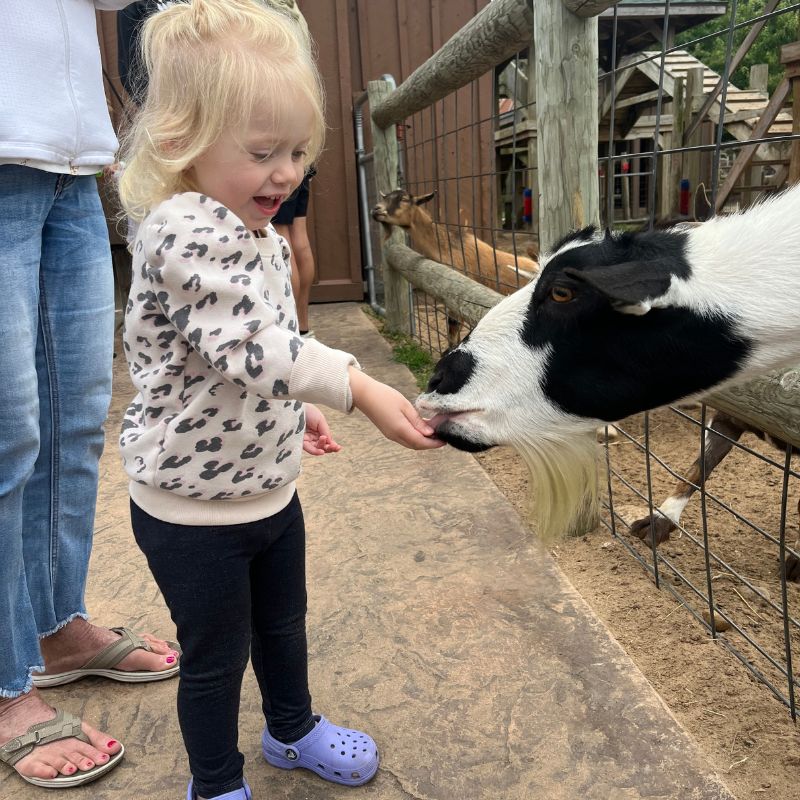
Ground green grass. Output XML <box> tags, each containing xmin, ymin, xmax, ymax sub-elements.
<box><xmin>362</xmin><ymin>305</ymin><xmax>436</xmax><ymax>390</ymax></box>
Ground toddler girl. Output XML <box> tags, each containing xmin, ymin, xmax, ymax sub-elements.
<box><xmin>117</xmin><ymin>2</ymin><xmax>443</xmax><ymax>798</ymax></box>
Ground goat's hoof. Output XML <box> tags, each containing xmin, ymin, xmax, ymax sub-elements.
<box><xmin>629</xmin><ymin>515</ymin><xmax>673</xmax><ymax>546</ymax></box>
<box><xmin>783</xmin><ymin>552</ymin><xmax>800</xmax><ymax>582</ymax></box>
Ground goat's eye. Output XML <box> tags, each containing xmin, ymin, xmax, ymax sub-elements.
<box><xmin>550</xmin><ymin>286</ymin><xmax>575</xmax><ymax>303</ymax></box>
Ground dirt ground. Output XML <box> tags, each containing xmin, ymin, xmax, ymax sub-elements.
<box><xmin>473</xmin><ymin>404</ymin><xmax>800</xmax><ymax>800</ymax></box>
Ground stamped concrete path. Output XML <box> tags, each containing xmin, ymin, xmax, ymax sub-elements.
<box><xmin>2</xmin><ymin>303</ymin><xmax>734</xmax><ymax>800</ymax></box>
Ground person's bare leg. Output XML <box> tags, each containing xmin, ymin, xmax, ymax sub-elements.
<box><xmin>0</xmin><ymin>622</ymin><xmax>176</xmax><ymax>782</ymax></box>
<box><xmin>273</xmin><ymin>224</ymin><xmax>295</xmax><ymax>304</ymax></box>
<box><xmin>290</xmin><ymin>216</ymin><xmax>315</xmax><ymax>333</ymax></box>
<box><xmin>272</xmin><ymin>223</ymin><xmax>290</xmax><ymax>242</ymax></box>
<box><xmin>0</xmin><ymin>689</ymin><xmax>122</xmax><ymax>782</ymax></box>
<box><xmin>274</xmin><ymin>220</ymin><xmax>314</xmax><ymax>333</ymax></box>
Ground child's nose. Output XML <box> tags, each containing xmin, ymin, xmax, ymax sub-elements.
<box><xmin>272</xmin><ymin>156</ymin><xmax>296</xmax><ymax>186</ymax></box>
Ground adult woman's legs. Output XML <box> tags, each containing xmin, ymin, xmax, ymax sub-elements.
<box><xmin>27</xmin><ymin>173</ymin><xmax>176</xmax><ymax>678</ymax></box>
<box><xmin>0</xmin><ymin>166</ymin><xmax>122</xmax><ymax>782</ymax></box>
<box><xmin>0</xmin><ymin>165</ymin><xmax>51</xmax><ymax>697</ymax></box>
<box><xmin>25</xmin><ymin>170</ymin><xmax>115</xmax><ymax>633</ymax></box>
<box><xmin>0</xmin><ymin>166</ymin><xmax>112</xmax><ymax>689</ymax></box>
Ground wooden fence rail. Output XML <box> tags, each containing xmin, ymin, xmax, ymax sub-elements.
<box><xmin>370</xmin><ymin>0</ymin><xmax>533</xmax><ymax>130</ymax></box>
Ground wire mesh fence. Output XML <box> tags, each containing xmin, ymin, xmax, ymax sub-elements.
<box><xmin>358</xmin><ymin>0</ymin><xmax>800</xmax><ymax>718</ymax></box>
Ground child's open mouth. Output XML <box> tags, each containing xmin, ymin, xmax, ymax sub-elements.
<box><xmin>253</xmin><ymin>195</ymin><xmax>282</xmax><ymax>215</ymax></box>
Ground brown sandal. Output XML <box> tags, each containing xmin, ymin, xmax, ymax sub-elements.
<box><xmin>0</xmin><ymin>709</ymin><xmax>124</xmax><ymax>788</ymax></box>
<box><xmin>33</xmin><ymin>626</ymin><xmax>180</xmax><ymax>687</ymax></box>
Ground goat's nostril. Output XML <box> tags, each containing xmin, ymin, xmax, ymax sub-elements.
<box><xmin>427</xmin><ymin>349</ymin><xmax>476</xmax><ymax>395</ymax></box>
<box><xmin>426</xmin><ymin>371</ymin><xmax>442</xmax><ymax>392</ymax></box>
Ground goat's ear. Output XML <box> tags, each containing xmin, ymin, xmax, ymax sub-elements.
<box><xmin>414</xmin><ymin>191</ymin><xmax>436</xmax><ymax>206</ymax></box>
<box><xmin>563</xmin><ymin>261</ymin><xmax>674</xmax><ymax>315</ymax></box>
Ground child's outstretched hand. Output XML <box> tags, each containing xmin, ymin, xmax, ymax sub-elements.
<box><xmin>349</xmin><ymin>368</ymin><xmax>445</xmax><ymax>450</ymax></box>
<box><xmin>303</xmin><ymin>403</ymin><xmax>342</xmax><ymax>456</ymax></box>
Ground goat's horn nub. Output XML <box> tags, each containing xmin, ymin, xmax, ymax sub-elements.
<box><xmin>379</xmin><ymin>191</ymin><xmax>387</xmax><ymax>200</ymax></box>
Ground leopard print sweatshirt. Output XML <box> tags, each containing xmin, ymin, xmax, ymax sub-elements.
<box><xmin>120</xmin><ymin>192</ymin><xmax>359</xmax><ymax>525</ymax></box>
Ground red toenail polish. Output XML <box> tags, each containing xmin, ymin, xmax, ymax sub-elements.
<box><xmin>166</xmin><ymin>656</ymin><xmax>175</xmax><ymax>664</ymax></box>
<box><xmin>66</xmin><ymin>767</ymin><xmax>75</xmax><ymax>774</ymax></box>
<box><xmin>107</xmin><ymin>740</ymin><xmax>117</xmax><ymax>748</ymax></box>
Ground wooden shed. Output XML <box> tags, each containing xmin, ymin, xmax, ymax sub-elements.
<box><xmin>600</xmin><ymin>49</ymin><xmax>795</xmax><ymax>219</ymax></box>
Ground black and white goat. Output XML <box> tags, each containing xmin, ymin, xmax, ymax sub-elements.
<box><xmin>417</xmin><ymin>184</ymin><xmax>800</xmax><ymax>540</ymax></box>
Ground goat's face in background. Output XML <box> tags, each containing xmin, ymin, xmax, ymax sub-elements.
<box><xmin>416</xmin><ymin>224</ymin><xmax>752</xmax><ymax>539</ymax></box>
<box><xmin>371</xmin><ymin>189</ymin><xmax>435</xmax><ymax>228</ymax></box>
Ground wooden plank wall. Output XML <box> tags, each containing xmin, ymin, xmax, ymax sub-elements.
<box><xmin>352</xmin><ymin>0</ymin><xmax>494</xmax><ymax>240</ymax></box>
<box><xmin>96</xmin><ymin>0</ymin><xmax>493</xmax><ymax>302</ymax></box>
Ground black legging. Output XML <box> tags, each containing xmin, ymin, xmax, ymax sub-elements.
<box><xmin>131</xmin><ymin>492</ymin><xmax>315</xmax><ymax>798</ymax></box>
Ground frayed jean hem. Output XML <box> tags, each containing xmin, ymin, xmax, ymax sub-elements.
<box><xmin>38</xmin><ymin>610</ymin><xmax>89</xmax><ymax>640</ymax></box>
<box><xmin>0</xmin><ymin>665</ymin><xmax>46</xmax><ymax>698</ymax></box>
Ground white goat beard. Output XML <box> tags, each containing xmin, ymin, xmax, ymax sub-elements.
<box><xmin>512</xmin><ymin>431</ymin><xmax>601</xmax><ymax>542</ymax></box>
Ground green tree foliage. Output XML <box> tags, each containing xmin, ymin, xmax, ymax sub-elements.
<box><xmin>676</xmin><ymin>2</ymin><xmax>799</xmax><ymax>95</ymax></box>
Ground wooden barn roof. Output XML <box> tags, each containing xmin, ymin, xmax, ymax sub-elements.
<box><xmin>603</xmin><ymin>49</ymin><xmax>794</xmax><ymax>142</ymax></box>
<box><xmin>598</xmin><ymin>2</ymin><xmax>728</xmax><ymax>59</ymax></box>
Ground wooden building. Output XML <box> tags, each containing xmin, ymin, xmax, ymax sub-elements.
<box><xmin>600</xmin><ymin>49</ymin><xmax>795</xmax><ymax>220</ymax></box>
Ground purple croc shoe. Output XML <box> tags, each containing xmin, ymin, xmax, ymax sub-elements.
<box><xmin>262</xmin><ymin>715</ymin><xmax>379</xmax><ymax>786</ymax></box>
<box><xmin>187</xmin><ymin>778</ymin><xmax>251</xmax><ymax>799</ymax></box>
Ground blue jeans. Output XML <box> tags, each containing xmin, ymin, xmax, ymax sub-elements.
<box><xmin>130</xmin><ymin>493</ymin><xmax>314</xmax><ymax>798</ymax></box>
<box><xmin>0</xmin><ymin>165</ymin><xmax>114</xmax><ymax>697</ymax></box>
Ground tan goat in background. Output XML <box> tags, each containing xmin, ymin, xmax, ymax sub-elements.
<box><xmin>371</xmin><ymin>189</ymin><xmax>539</xmax><ymax>295</ymax></box>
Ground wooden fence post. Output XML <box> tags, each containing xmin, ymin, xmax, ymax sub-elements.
<box><xmin>781</xmin><ymin>42</ymin><xmax>800</xmax><ymax>186</ymax></box>
<box><xmin>526</xmin><ymin>49</ymin><xmax>539</xmax><ymax>238</ymax></box>
<box><xmin>368</xmin><ymin>79</ymin><xmax>410</xmax><ymax>334</ymax></box>
<box><xmin>663</xmin><ymin>76</ymin><xmax>686</xmax><ymax>219</ymax></box>
<box><xmin>534</xmin><ymin>0</ymin><xmax>600</xmax><ymax>251</ymax></box>
<box><xmin>683</xmin><ymin>67</ymin><xmax>705</xmax><ymax>218</ymax></box>
<box><xmin>746</xmin><ymin>65</ymin><xmax>770</xmax><ymax>205</ymax></box>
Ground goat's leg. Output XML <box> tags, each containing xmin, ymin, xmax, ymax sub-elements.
<box><xmin>446</xmin><ymin>315</ymin><xmax>461</xmax><ymax>350</ymax></box>
<box><xmin>629</xmin><ymin>412</ymin><xmax>746</xmax><ymax>546</ymax></box>
<box><xmin>783</xmin><ymin>498</ymin><xmax>800</xmax><ymax>582</ymax></box>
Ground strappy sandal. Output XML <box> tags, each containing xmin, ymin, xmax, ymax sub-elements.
<box><xmin>33</xmin><ymin>626</ymin><xmax>180</xmax><ymax>687</ymax></box>
<box><xmin>262</xmin><ymin>714</ymin><xmax>379</xmax><ymax>786</ymax></box>
<box><xmin>187</xmin><ymin>777</ymin><xmax>252</xmax><ymax>799</ymax></box>
<box><xmin>0</xmin><ymin>709</ymin><xmax>124</xmax><ymax>788</ymax></box>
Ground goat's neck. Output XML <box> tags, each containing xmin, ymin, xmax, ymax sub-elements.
<box><xmin>407</xmin><ymin>204</ymin><xmax>452</xmax><ymax>260</ymax></box>
<box><xmin>674</xmin><ymin>187</ymin><xmax>800</xmax><ymax>378</ymax></box>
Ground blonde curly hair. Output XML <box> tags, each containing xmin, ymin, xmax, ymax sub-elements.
<box><xmin>118</xmin><ymin>0</ymin><xmax>325</xmax><ymax>221</ymax></box>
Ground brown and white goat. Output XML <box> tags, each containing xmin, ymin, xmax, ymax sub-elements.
<box><xmin>371</xmin><ymin>189</ymin><xmax>539</xmax><ymax>294</ymax></box>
